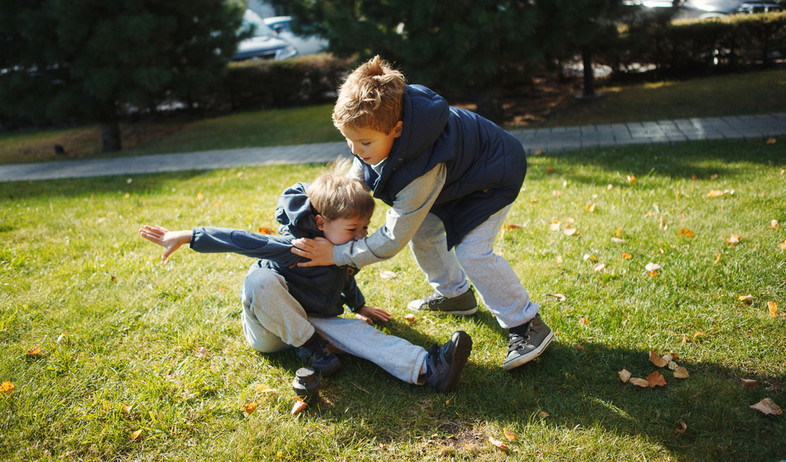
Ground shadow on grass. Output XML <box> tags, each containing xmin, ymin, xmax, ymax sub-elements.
<box><xmin>281</xmin><ymin>330</ymin><xmax>784</xmax><ymax>461</ymax></box>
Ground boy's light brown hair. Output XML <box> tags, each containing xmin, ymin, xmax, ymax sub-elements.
<box><xmin>307</xmin><ymin>159</ymin><xmax>375</xmax><ymax>221</ymax></box>
<box><xmin>332</xmin><ymin>55</ymin><xmax>405</xmax><ymax>134</ymax></box>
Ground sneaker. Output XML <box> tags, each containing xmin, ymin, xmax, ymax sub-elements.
<box><xmin>295</xmin><ymin>333</ymin><xmax>341</xmax><ymax>376</ymax></box>
<box><xmin>424</xmin><ymin>331</ymin><xmax>473</xmax><ymax>393</ymax></box>
<box><xmin>407</xmin><ymin>287</ymin><xmax>478</xmax><ymax>316</ymax></box>
<box><xmin>503</xmin><ymin>314</ymin><xmax>554</xmax><ymax>371</ymax></box>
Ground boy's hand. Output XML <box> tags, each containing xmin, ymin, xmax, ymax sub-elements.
<box><xmin>291</xmin><ymin>237</ymin><xmax>335</xmax><ymax>266</ymax></box>
<box><xmin>139</xmin><ymin>225</ymin><xmax>192</xmax><ymax>262</ymax></box>
<box><xmin>355</xmin><ymin>305</ymin><xmax>392</xmax><ymax>325</ymax></box>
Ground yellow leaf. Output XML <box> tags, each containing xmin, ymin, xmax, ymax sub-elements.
<box><xmin>693</xmin><ymin>332</ymin><xmax>705</xmax><ymax>341</ymax></box>
<box><xmin>616</xmin><ymin>227</ymin><xmax>622</xmax><ymax>238</ymax></box>
<box><xmin>26</xmin><ymin>346</ymin><xmax>42</xmax><ymax>356</ymax></box>
<box><xmin>647</xmin><ymin>371</ymin><xmax>667</xmax><ymax>387</ymax></box>
<box><xmin>585</xmin><ymin>203</ymin><xmax>596</xmax><ymax>212</ymax></box>
<box><xmin>503</xmin><ymin>428</ymin><xmax>519</xmax><ymax>441</ymax></box>
<box><xmin>1</xmin><ymin>381</ymin><xmax>15</xmax><ymax>395</ymax></box>
<box><xmin>750</xmin><ymin>398</ymin><xmax>782</xmax><ymax>416</ymax></box>
<box><xmin>738</xmin><ymin>295</ymin><xmax>753</xmax><ymax>303</ymax></box>
<box><xmin>618</xmin><ymin>369</ymin><xmax>632</xmax><ymax>383</ymax></box>
<box><xmin>621</xmin><ymin>253</ymin><xmax>632</xmax><ymax>259</ymax></box>
<box><xmin>649</xmin><ymin>350</ymin><xmax>668</xmax><ymax>368</ymax></box>
<box><xmin>258</xmin><ymin>226</ymin><xmax>274</xmax><ymax>235</ymax></box>
<box><xmin>242</xmin><ymin>402</ymin><xmax>258</xmax><ymax>415</ymax></box>
<box><xmin>130</xmin><ymin>429</ymin><xmax>142</xmax><ymax>440</ymax></box>
<box><xmin>489</xmin><ymin>436</ymin><xmax>507</xmax><ymax>450</ymax></box>
<box><xmin>769</xmin><ymin>301</ymin><xmax>778</xmax><ymax>318</ymax></box>
<box><xmin>678</xmin><ymin>228</ymin><xmax>695</xmax><ymax>238</ymax></box>
<box><xmin>713</xmin><ymin>252</ymin><xmax>722</xmax><ymax>264</ymax></box>
<box><xmin>197</xmin><ymin>192</ymin><xmax>205</xmax><ymax>201</ymax></box>
<box><xmin>707</xmin><ymin>190</ymin><xmax>724</xmax><ymax>198</ymax></box>
<box><xmin>579</xmin><ymin>316</ymin><xmax>590</xmax><ymax>327</ymax></box>
<box><xmin>254</xmin><ymin>384</ymin><xmax>277</xmax><ymax>393</ymax></box>
<box><xmin>673</xmin><ymin>366</ymin><xmax>690</xmax><ymax>379</ymax></box>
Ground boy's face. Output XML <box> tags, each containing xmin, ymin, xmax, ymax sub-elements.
<box><xmin>339</xmin><ymin>122</ymin><xmax>403</xmax><ymax>166</ymax></box>
<box><xmin>316</xmin><ymin>215</ymin><xmax>371</xmax><ymax>245</ymax></box>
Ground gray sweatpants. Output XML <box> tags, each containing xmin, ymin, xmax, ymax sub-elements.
<box><xmin>240</xmin><ymin>264</ymin><xmax>428</xmax><ymax>384</ymax></box>
<box><xmin>409</xmin><ymin>205</ymin><xmax>540</xmax><ymax>329</ymax></box>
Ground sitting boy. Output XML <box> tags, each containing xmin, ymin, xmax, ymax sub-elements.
<box><xmin>291</xmin><ymin>56</ymin><xmax>553</xmax><ymax>372</ymax></box>
<box><xmin>139</xmin><ymin>165</ymin><xmax>472</xmax><ymax>393</ymax></box>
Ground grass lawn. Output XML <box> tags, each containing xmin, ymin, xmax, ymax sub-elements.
<box><xmin>1</xmin><ymin>137</ymin><xmax>784</xmax><ymax>460</ymax></box>
<box><xmin>1</xmin><ymin>68</ymin><xmax>785</xmax><ymax>165</ymax></box>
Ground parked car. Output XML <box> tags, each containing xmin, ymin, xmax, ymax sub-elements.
<box><xmin>233</xmin><ymin>10</ymin><xmax>298</xmax><ymax>61</ymax></box>
<box><xmin>263</xmin><ymin>16</ymin><xmax>329</xmax><ymax>56</ymax></box>
<box><xmin>623</xmin><ymin>0</ymin><xmax>784</xmax><ymax>19</ymax></box>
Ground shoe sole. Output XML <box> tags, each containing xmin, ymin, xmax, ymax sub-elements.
<box><xmin>407</xmin><ymin>300</ymin><xmax>479</xmax><ymax>317</ymax></box>
<box><xmin>502</xmin><ymin>330</ymin><xmax>555</xmax><ymax>371</ymax></box>
<box><xmin>437</xmin><ymin>331</ymin><xmax>473</xmax><ymax>393</ymax></box>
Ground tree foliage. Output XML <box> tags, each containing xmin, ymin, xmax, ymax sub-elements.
<box><xmin>0</xmin><ymin>0</ymin><xmax>246</xmax><ymax>152</ymax></box>
<box><xmin>271</xmin><ymin>0</ymin><xmax>623</xmax><ymax>122</ymax></box>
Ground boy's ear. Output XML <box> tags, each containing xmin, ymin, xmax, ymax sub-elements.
<box><xmin>315</xmin><ymin>214</ymin><xmax>326</xmax><ymax>230</ymax></box>
<box><xmin>393</xmin><ymin>120</ymin><xmax>403</xmax><ymax>138</ymax></box>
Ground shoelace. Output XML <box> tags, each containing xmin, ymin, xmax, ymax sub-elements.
<box><xmin>507</xmin><ymin>325</ymin><xmax>531</xmax><ymax>354</ymax></box>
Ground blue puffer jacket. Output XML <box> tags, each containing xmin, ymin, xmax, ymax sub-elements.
<box><xmin>189</xmin><ymin>182</ymin><xmax>365</xmax><ymax>317</ymax></box>
<box><xmin>359</xmin><ymin>84</ymin><xmax>527</xmax><ymax>249</ymax></box>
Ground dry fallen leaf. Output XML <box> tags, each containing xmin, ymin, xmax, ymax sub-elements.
<box><xmin>56</xmin><ymin>332</ymin><xmax>67</xmax><ymax>344</ymax></box>
<box><xmin>1</xmin><ymin>381</ymin><xmax>15</xmax><ymax>395</ymax></box>
<box><xmin>379</xmin><ymin>270</ymin><xmax>397</xmax><ymax>280</ymax></box>
<box><xmin>769</xmin><ymin>219</ymin><xmax>780</xmax><ymax>230</ymax></box>
<box><xmin>291</xmin><ymin>398</ymin><xmax>308</xmax><ymax>416</ymax></box>
<box><xmin>585</xmin><ymin>203</ymin><xmax>596</xmax><ymax>212</ymax></box>
<box><xmin>738</xmin><ymin>294</ymin><xmax>753</xmax><ymax>303</ymax></box>
<box><xmin>579</xmin><ymin>316</ymin><xmax>590</xmax><ymax>327</ymax></box>
<box><xmin>766</xmin><ymin>137</ymin><xmax>777</xmax><ymax>144</ymax></box>
<box><xmin>649</xmin><ymin>350</ymin><xmax>668</xmax><ymax>368</ymax></box>
<box><xmin>628</xmin><ymin>175</ymin><xmax>637</xmax><ymax>184</ymax></box>
<box><xmin>489</xmin><ymin>437</ymin><xmax>507</xmax><ymax>450</ymax></box>
<box><xmin>506</xmin><ymin>223</ymin><xmax>525</xmax><ymax>230</ymax></box>
<box><xmin>258</xmin><ymin>226</ymin><xmax>274</xmax><ymax>235</ymax></box>
<box><xmin>647</xmin><ymin>371</ymin><xmax>667</xmax><ymax>387</ymax></box>
<box><xmin>547</xmin><ymin>293</ymin><xmax>567</xmax><ymax>301</ymax></box>
<box><xmin>564</xmin><ymin>224</ymin><xmax>577</xmax><ymax>236</ymax></box>
<box><xmin>675</xmin><ymin>419</ymin><xmax>687</xmax><ymax>434</ymax></box>
<box><xmin>463</xmin><ymin>444</ymin><xmax>478</xmax><ymax>451</ymax></box>
<box><xmin>780</xmin><ymin>240</ymin><xmax>786</xmax><ymax>250</ymax></box>
<box><xmin>678</xmin><ymin>228</ymin><xmax>695</xmax><ymax>238</ymax></box>
<box><xmin>549</xmin><ymin>220</ymin><xmax>561</xmax><ymax>232</ymax></box>
<box><xmin>629</xmin><ymin>377</ymin><xmax>650</xmax><ymax>388</ymax></box>
<box><xmin>254</xmin><ymin>384</ymin><xmax>277</xmax><ymax>393</ymax></box>
<box><xmin>645</xmin><ymin>262</ymin><xmax>662</xmax><ymax>272</ymax></box>
<box><xmin>741</xmin><ymin>378</ymin><xmax>759</xmax><ymax>389</ymax></box>
<box><xmin>673</xmin><ymin>366</ymin><xmax>690</xmax><ymax>379</ymax></box>
<box><xmin>195</xmin><ymin>346</ymin><xmax>210</xmax><ymax>359</ymax></box>
<box><xmin>622</xmin><ymin>252</ymin><xmax>632</xmax><ymax>259</ymax></box>
<box><xmin>726</xmin><ymin>234</ymin><xmax>742</xmax><ymax>245</ymax></box>
<box><xmin>26</xmin><ymin>346</ymin><xmax>42</xmax><ymax>356</ymax></box>
<box><xmin>769</xmin><ymin>301</ymin><xmax>778</xmax><ymax>318</ymax></box>
<box><xmin>196</xmin><ymin>192</ymin><xmax>205</xmax><ymax>201</ymax></box>
<box><xmin>538</xmin><ymin>411</ymin><xmax>551</xmax><ymax>419</ymax></box>
<box><xmin>707</xmin><ymin>190</ymin><xmax>724</xmax><ymax>198</ymax></box>
<box><xmin>750</xmin><ymin>398</ymin><xmax>782</xmax><ymax>416</ymax></box>
<box><xmin>130</xmin><ymin>429</ymin><xmax>143</xmax><ymax>441</ymax></box>
<box><xmin>592</xmin><ymin>263</ymin><xmax>605</xmax><ymax>272</ymax></box>
<box><xmin>242</xmin><ymin>402</ymin><xmax>258</xmax><ymax>415</ymax></box>
<box><xmin>503</xmin><ymin>428</ymin><xmax>519</xmax><ymax>441</ymax></box>
<box><xmin>693</xmin><ymin>332</ymin><xmax>705</xmax><ymax>341</ymax></box>
<box><xmin>618</xmin><ymin>369</ymin><xmax>632</xmax><ymax>383</ymax></box>
<box><xmin>403</xmin><ymin>314</ymin><xmax>416</xmax><ymax>324</ymax></box>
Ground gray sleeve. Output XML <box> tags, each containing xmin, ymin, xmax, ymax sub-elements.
<box><xmin>333</xmin><ymin>163</ymin><xmax>447</xmax><ymax>268</ymax></box>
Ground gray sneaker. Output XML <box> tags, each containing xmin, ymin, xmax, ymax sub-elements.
<box><xmin>503</xmin><ymin>314</ymin><xmax>554</xmax><ymax>371</ymax></box>
<box><xmin>407</xmin><ymin>287</ymin><xmax>478</xmax><ymax>316</ymax></box>
<box><xmin>424</xmin><ymin>331</ymin><xmax>473</xmax><ymax>393</ymax></box>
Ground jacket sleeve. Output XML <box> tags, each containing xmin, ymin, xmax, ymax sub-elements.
<box><xmin>341</xmin><ymin>275</ymin><xmax>366</xmax><ymax>312</ymax></box>
<box><xmin>190</xmin><ymin>227</ymin><xmax>301</xmax><ymax>266</ymax></box>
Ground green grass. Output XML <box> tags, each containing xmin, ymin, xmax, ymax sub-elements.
<box><xmin>1</xmin><ymin>68</ymin><xmax>785</xmax><ymax>165</ymax></box>
<box><xmin>1</xmin><ymin>138</ymin><xmax>784</xmax><ymax>460</ymax></box>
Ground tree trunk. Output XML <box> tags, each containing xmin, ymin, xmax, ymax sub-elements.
<box><xmin>101</xmin><ymin>119</ymin><xmax>122</xmax><ymax>153</ymax></box>
<box><xmin>581</xmin><ymin>48</ymin><xmax>597</xmax><ymax>98</ymax></box>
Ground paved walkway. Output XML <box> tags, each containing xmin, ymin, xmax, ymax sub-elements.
<box><xmin>1</xmin><ymin>113</ymin><xmax>784</xmax><ymax>182</ymax></box>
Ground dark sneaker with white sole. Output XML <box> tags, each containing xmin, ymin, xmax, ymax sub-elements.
<box><xmin>503</xmin><ymin>314</ymin><xmax>554</xmax><ymax>371</ymax></box>
<box><xmin>424</xmin><ymin>331</ymin><xmax>473</xmax><ymax>393</ymax></box>
<box><xmin>295</xmin><ymin>333</ymin><xmax>341</xmax><ymax>376</ymax></box>
<box><xmin>407</xmin><ymin>287</ymin><xmax>478</xmax><ymax>316</ymax></box>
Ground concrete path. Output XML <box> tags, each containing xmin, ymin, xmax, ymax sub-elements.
<box><xmin>1</xmin><ymin>112</ymin><xmax>784</xmax><ymax>182</ymax></box>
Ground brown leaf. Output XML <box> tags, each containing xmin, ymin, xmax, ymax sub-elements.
<box><xmin>647</xmin><ymin>371</ymin><xmax>667</xmax><ymax>387</ymax></box>
<box><xmin>675</xmin><ymin>419</ymin><xmax>687</xmax><ymax>434</ymax></box>
<box><xmin>750</xmin><ymin>398</ymin><xmax>782</xmax><ymax>416</ymax></box>
<box><xmin>693</xmin><ymin>332</ymin><xmax>705</xmax><ymax>341</ymax></box>
<box><xmin>713</xmin><ymin>252</ymin><xmax>721</xmax><ymax>264</ymax></box>
<box><xmin>254</xmin><ymin>384</ymin><xmax>277</xmax><ymax>393</ymax></box>
<box><xmin>503</xmin><ymin>427</ymin><xmax>519</xmax><ymax>441</ymax></box>
<box><xmin>26</xmin><ymin>346</ymin><xmax>42</xmax><ymax>356</ymax></box>
<box><xmin>769</xmin><ymin>219</ymin><xmax>779</xmax><ymax>230</ymax></box>
<box><xmin>768</xmin><ymin>301</ymin><xmax>778</xmax><ymax>318</ymax></box>
<box><xmin>242</xmin><ymin>402</ymin><xmax>258</xmax><ymax>415</ymax></box>
<box><xmin>726</xmin><ymin>234</ymin><xmax>742</xmax><ymax>245</ymax></box>
<box><xmin>489</xmin><ymin>437</ymin><xmax>507</xmax><ymax>450</ymax></box>
<box><xmin>738</xmin><ymin>294</ymin><xmax>753</xmax><ymax>303</ymax></box>
<box><xmin>618</xmin><ymin>369</ymin><xmax>632</xmax><ymax>383</ymax></box>
<box><xmin>649</xmin><ymin>350</ymin><xmax>668</xmax><ymax>368</ymax></box>
<box><xmin>130</xmin><ymin>429</ymin><xmax>143</xmax><ymax>441</ymax></box>
<box><xmin>506</xmin><ymin>223</ymin><xmax>525</xmax><ymax>229</ymax></box>
<box><xmin>673</xmin><ymin>366</ymin><xmax>690</xmax><ymax>379</ymax></box>
<box><xmin>629</xmin><ymin>377</ymin><xmax>650</xmax><ymax>388</ymax></box>
<box><xmin>291</xmin><ymin>398</ymin><xmax>308</xmax><ymax>416</ymax></box>
<box><xmin>627</xmin><ymin>175</ymin><xmax>637</xmax><ymax>184</ymax></box>
<box><xmin>621</xmin><ymin>252</ymin><xmax>632</xmax><ymax>259</ymax></box>
<box><xmin>547</xmin><ymin>293</ymin><xmax>567</xmax><ymax>301</ymax></box>
<box><xmin>741</xmin><ymin>378</ymin><xmax>759</xmax><ymax>389</ymax></box>
<box><xmin>403</xmin><ymin>314</ymin><xmax>416</xmax><ymax>324</ymax></box>
<box><xmin>779</xmin><ymin>239</ymin><xmax>786</xmax><ymax>250</ymax></box>
<box><xmin>258</xmin><ymin>226</ymin><xmax>274</xmax><ymax>235</ymax></box>
<box><xmin>538</xmin><ymin>411</ymin><xmax>551</xmax><ymax>419</ymax></box>
<box><xmin>579</xmin><ymin>316</ymin><xmax>590</xmax><ymax>327</ymax></box>
<box><xmin>195</xmin><ymin>346</ymin><xmax>210</xmax><ymax>359</ymax></box>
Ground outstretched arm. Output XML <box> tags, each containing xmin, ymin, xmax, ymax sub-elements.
<box><xmin>139</xmin><ymin>225</ymin><xmax>192</xmax><ymax>262</ymax></box>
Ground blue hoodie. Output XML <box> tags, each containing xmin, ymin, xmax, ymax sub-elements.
<box><xmin>358</xmin><ymin>84</ymin><xmax>527</xmax><ymax>249</ymax></box>
<box><xmin>189</xmin><ymin>182</ymin><xmax>365</xmax><ymax>317</ymax></box>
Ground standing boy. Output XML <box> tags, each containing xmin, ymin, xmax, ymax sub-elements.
<box><xmin>291</xmin><ymin>56</ymin><xmax>553</xmax><ymax>371</ymax></box>
<box><xmin>140</xmin><ymin>166</ymin><xmax>472</xmax><ymax>393</ymax></box>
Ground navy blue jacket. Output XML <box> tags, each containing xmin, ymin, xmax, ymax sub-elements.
<box><xmin>359</xmin><ymin>84</ymin><xmax>527</xmax><ymax>249</ymax></box>
<box><xmin>189</xmin><ymin>183</ymin><xmax>365</xmax><ymax>317</ymax></box>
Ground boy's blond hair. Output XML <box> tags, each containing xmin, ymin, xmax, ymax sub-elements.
<box><xmin>332</xmin><ymin>55</ymin><xmax>405</xmax><ymax>134</ymax></box>
<box><xmin>307</xmin><ymin>159</ymin><xmax>375</xmax><ymax>221</ymax></box>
